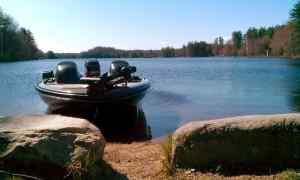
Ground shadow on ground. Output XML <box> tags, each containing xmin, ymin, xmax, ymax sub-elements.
<box><xmin>0</xmin><ymin>160</ymin><xmax>128</xmax><ymax>180</ymax></box>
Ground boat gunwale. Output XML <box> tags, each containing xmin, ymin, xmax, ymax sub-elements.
<box><xmin>35</xmin><ymin>78</ymin><xmax>150</xmax><ymax>101</ymax></box>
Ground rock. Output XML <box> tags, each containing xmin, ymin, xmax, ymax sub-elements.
<box><xmin>0</xmin><ymin>115</ymin><xmax>105</xmax><ymax>179</ymax></box>
<box><xmin>172</xmin><ymin>113</ymin><xmax>300</xmax><ymax>171</ymax></box>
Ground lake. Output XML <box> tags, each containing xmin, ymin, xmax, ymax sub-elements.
<box><xmin>1</xmin><ymin>57</ymin><xmax>300</xmax><ymax>137</ymax></box>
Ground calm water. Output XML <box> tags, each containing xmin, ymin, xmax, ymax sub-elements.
<box><xmin>1</xmin><ymin>57</ymin><xmax>300</xmax><ymax>137</ymax></box>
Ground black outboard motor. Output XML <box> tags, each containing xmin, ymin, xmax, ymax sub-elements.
<box><xmin>85</xmin><ymin>60</ymin><xmax>101</xmax><ymax>77</ymax></box>
<box><xmin>109</xmin><ymin>60</ymin><xmax>136</xmax><ymax>79</ymax></box>
<box><xmin>109</xmin><ymin>60</ymin><xmax>129</xmax><ymax>77</ymax></box>
<box><xmin>99</xmin><ymin>60</ymin><xmax>136</xmax><ymax>87</ymax></box>
<box><xmin>55</xmin><ymin>61</ymin><xmax>80</xmax><ymax>84</ymax></box>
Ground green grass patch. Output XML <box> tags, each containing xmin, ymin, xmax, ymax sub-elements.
<box><xmin>5</xmin><ymin>176</ymin><xmax>23</xmax><ymax>180</ymax></box>
<box><xmin>278</xmin><ymin>169</ymin><xmax>300</xmax><ymax>180</ymax></box>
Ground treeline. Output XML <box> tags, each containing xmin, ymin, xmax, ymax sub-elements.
<box><xmin>78</xmin><ymin>41</ymin><xmax>212</xmax><ymax>59</ymax></box>
<box><xmin>79</xmin><ymin>47</ymin><xmax>161</xmax><ymax>58</ymax></box>
<box><xmin>213</xmin><ymin>24</ymin><xmax>299</xmax><ymax>57</ymax></box>
<box><xmin>1</xmin><ymin>1</ymin><xmax>300</xmax><ymax>61</ymax></box>
<box><xmin>0</xmin><ymin>8</ymin><xmax>42</xmax><ymax>61</ymax></box>
<box><xmin>209</xmin><ymin>1</ymin><xmax>300</xmax><ymax>58</ymax></box>
<box><xmin>0</xmin><ymin>7</ymin><xmax>72</xmax><ymax>61</ymax></box>
<box><xmin>161</xmin><ymin>1</ymin><xmax>300</xmax><ymax>58</ymax></box>
<box><xmin>56</xmin><ymin>41</ymin><xmax>213</xmax><ymax>59</ymax></box>
<box><xmin>161</xmin><ymin>0</ymin><xmax>300</xmax><ymax>58</ymax></box>
<box><xmin>76</xmin><ymin>21</ymin><xmax>300</xmax><ymax>59</ymax></box>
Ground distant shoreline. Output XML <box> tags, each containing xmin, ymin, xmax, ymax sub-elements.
<box><xmin>0</xmin><ymin>55</ymin><xmax>296</xmax><ymax>63</ymax></box>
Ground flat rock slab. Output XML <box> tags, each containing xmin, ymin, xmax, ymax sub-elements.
<box><xmin>0</xmin><ymin>115</ymin><xmax>105</xmax><ymax>179</ymax></box>
<box><xmin>172</xmin><ymin>113</ymin><xmax>300</xmax><ymax>171</ymax></box>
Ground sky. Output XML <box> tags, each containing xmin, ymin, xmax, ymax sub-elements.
<box><xmin>0</xmin><ymin>0</ymin><xmax>297</xmax><ymax>53</ymax></box>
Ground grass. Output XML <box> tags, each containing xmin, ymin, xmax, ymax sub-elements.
<box><xmin>160</xmin><ymin>134</ymin><xmax>174</xmax><ymax>177</ymax></box>
<box><xmin>278</xmin><ymin>169</ymin><xmax>300</xmax><ymax>180</ymax></box>
<box><xmin>5</xmin><ymin>176</ymin><xmax>23</xmax><ymax>180</ymax></box>
<box><xmin>66</xmin><ymin>149</ymin><xmax>121</xmax><ymax>180</ymax></box>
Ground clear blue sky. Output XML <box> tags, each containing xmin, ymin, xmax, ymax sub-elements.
<box><xmin>0</xmin><ymin>0</ymin><xmax>297</xmax><ymax>52</ymax></box>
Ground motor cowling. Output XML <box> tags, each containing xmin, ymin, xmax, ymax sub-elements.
<box><xmin>55</xmin><ymin>61</ymin><xmax>80</xmax><ymax>84</ymax></box>
<box><xmin>85</xmin><ymin>60</ymin><xmax>101</xmax><ymax>77</ymax></box>
<box><xmin>109</xmin><ymin>60</ymin><xmax>129</xmax><ymax>76</ymax></box>
<box><xmin>109</xmin><ymin>60</ymin><xmax>136</xmax><ymax>79</ymax></box>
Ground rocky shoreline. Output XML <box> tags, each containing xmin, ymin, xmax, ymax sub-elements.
<box><xmin>0</xmin><ymin>113</ymin><xmax>300</xmax><ymax>179</ymax></box>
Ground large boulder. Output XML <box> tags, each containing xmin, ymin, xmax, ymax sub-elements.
<box><xmin>0</xmin><ymin>115</ymin><xmax>106</xmax><ymax>179</ymax></box>
<box><xmin>172</xmin><ymin>113</ymin><xmax>300</xmax><ymax>171</ymax></box>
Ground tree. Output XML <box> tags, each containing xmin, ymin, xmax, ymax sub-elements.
<box><xmin>182</xmin><ymin>45</ymin><xmax>187</xmax><ymax>57</ymax></box>
<box><xmin>185</xmin><ymin>41</ymin><xmax>212</xmax><ymax>57</ymax></box>
<box><xmin>161</xmin><ymin>46</ymin><xmax>175</xmax><ymax>57</ymax></box>
<box><xmin>0</xmin><ymin>6</ymin><xmax>40</xmax><ymax>61</ymax></box>
<box><xmin>265</xmin><ymin>27</ymin><xmax>275</xmax><ymax>39</ymax></box>
<box><xmin>232</xmin><ymin>31</ymin><xmax>242</xmax><ymax>50</ymax></box>
<box><xmin>218</xmin><ymin>37</ymin><xmax>224</xmax><ymax>48</ymax></box>
<box><xmin>223</xmin><ymin>40</ymin><xmax>234</xmax><ymax>56</ymax></box>
<box><xmin>0</xmin><ymin>8</ymin><xmax>18</xmax><ymax>60</ymax></box>
<box><xmin>290</xmin><ymin>0</ymin><xmax>300</xmax><ymax>31</ymax></box>
<box><xmin>46</xmin><ymin>51</ymin><xmax>57</xmax><ymax>59</ymax></box>
<box><xmin>269</xmin><ymin>25</ymin><xmax>293</xmax><ymax>56</ymax></box>
<box><xmin>290</xmin><ymin>0</ymin><xmax>300</xmax><ymax>55</ymax></box>
<box><xmin>258</xmin><ymin>27</ymin><xmax>267</xmax><ymax>38</ymax></box>
<box><xmin>17</xmin><ymin>28</ymin><xmax>38</xmax><ymax>59</ymax></box>
<box><xmin>213</xmin><ymin>36</ymin><xmax>224</xmax><ymax>56</ymax></box>
<box><xmin>244</xmin><ymin>28</ymin><xmax>259</xmax><ymax>56</ymax></box>
<box><xmin>246</xmin><ymin>27</ymin><xmax>259</xmax><ymax>39</ymax></box>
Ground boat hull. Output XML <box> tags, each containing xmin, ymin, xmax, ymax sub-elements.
<box><xmin>35</xmin><ymin>79</ymin><xmax>150</xmax><ymax>112</ymax></box>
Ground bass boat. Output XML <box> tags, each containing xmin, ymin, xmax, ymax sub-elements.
<box><xmin>35</xmin><ymin>60</ymin><xmax>150</xmax><ymax>112</ymax></box>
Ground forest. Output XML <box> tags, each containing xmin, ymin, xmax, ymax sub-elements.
<box><xmin>1</xmin><ymin>1</ymin><xmax>300</xmax><ymax>61</ymax></box>
<box><xmin>0</xmin><ymin>8</ymin><xmax>41</xmax><ymax>61</ymax></box>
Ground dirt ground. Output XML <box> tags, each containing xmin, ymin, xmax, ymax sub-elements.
<box><xmin>103</xmin><ymin>140</ymin><xmax>290</xmax><ymax>180</ymax></box>
<box><xmin>104</xmin><ymin>141</ymin><xmax>163</xmax><ymax>179</ymax></box>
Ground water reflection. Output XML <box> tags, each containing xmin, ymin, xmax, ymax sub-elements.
<box><xmin>47</xmin><ymin>104</ymin><xmax>151</xmax><ymax>142</ymax></box>
<box><xmin>289</xmin><ymin>84</ymin><xmax>300</xmax><ymax>112</ymax></box>
<box><xmin>287</xmin><ymin>61</ymin><xmax>300</xmax><ymax>112</ymax></box>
